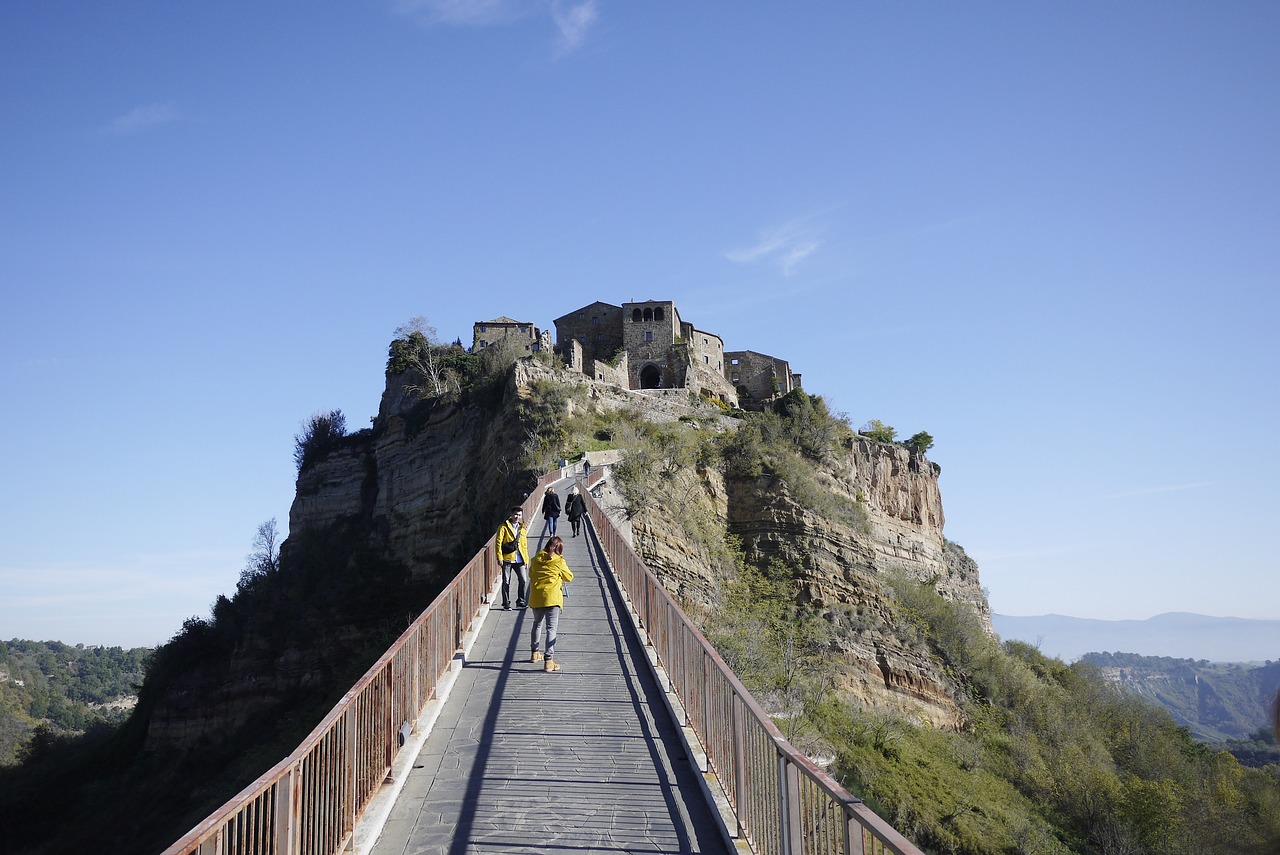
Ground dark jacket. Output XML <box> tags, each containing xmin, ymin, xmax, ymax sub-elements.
<box><xmin>565</xmin><ymin>492</ymin><xmax>586</xmax><ymax>521</ymax></box>
<box><xmin>542</xmin><ymin>492</ymin><xmax>561</xmax><ymax>518</ymax></box>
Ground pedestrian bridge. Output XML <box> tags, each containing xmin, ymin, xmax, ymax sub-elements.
<box><xmin>163</xmin><ymin>468</ymin><xmax>920</xmax><ymax>855</ymax></box>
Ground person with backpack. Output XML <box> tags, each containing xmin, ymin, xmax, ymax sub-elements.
<box><xmin>495</xmin><ymin>506</ymin><xmax>529</xmax><ymax>609</ymax></box>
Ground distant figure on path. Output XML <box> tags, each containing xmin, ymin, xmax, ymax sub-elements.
<box><xmin>565</xmin><ymin>486</ymin><xmax>587</xmax><ymax>538</ymax></box>
<box><xmin>583</xmin><ymin>458</ymin><xmax>592</xmax><ymax>478</ymax></box>
<box><xmin>528</xmin><ymin>535</ymin><xmax>574</xmax><ymax>673</ymax></box>
<box><xmin>495</xmin><ymin>506</ymin><xmax>529</xmax><ymax>610</ymax></box>
<box><xmin>541</xmin><ymin>485</ymin><xmax>561</xmax><ymax>537</ymax></box>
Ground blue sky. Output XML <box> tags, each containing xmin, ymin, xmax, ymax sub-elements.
<box><xmin>2</xmin><ymin>2</ymin><xmax>1277</xmax><ymax>649</ymax></box>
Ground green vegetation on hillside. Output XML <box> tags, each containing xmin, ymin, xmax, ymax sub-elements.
<box><xmin>701</xmin><ymin>567</ymin><xmax>1280</xmax><ymax>853</ymax></box>
<box><xmin>0</xmin><ymin>641</ymin><xmax>149</xmax><ymax>766</ymax></box>
<box><xmin>1081</xmin><ymin>651</ymin><xmax>1280</xmax><ymax>756</ymax></box>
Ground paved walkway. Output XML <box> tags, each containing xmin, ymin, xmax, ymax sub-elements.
<box><xmin>370</xmin><ymin>479</ymin><xmax>730</xmax><ymax>855</ymax></box>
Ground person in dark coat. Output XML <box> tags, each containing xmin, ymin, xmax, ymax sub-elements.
<box><xmin>540</xmin><ymin>485</ymin><xmax>561</xmax><ymax>537</ymax></box>
<box><xmin>565</xmin><ymin>485</ymin><xmax>587</xmax><ymax>537</ymax></box>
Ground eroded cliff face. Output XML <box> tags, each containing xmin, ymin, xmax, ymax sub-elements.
<box><xmin>145</xmin><ymin>367</ymin><xmax>543</xmax><ymax>751</ymax></box>
<box><xmin>626</xmin><ymin>432</ymin><xmax>989</xmax><ymax>731</ymax></box>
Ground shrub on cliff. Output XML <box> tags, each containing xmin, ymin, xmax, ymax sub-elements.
<box><xmin>860</xmin><ymin>419</ymin><xmax>897</xmax><ymax>444</ymax></box>
<box><xmin>293</xmin><ymin>409</ymin><xmax>347</xmax><ymax>473</ymax></box>
<box><xmin>772</xmin><ymin>389</ymin><xmax>852</xmax><ymax>460</ymax></box>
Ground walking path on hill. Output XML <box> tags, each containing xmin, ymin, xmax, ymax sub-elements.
<box><xmin>369</xmin><ymin>477</ymin><xmax>730</xmax><ymax>855</ymax></box>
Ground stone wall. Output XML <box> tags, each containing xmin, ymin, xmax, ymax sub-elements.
<box><xmin>623</xmin><ymin>300</ymin><xmax>681</xmax><ymax>388</ymax></box>
<box><xmin>588</xmin><ymin>351</ymin><xmax>629</xmax><ymax>387</ymax></box>
<box><xmin>685</xmin><ymin>327</ymin><xmax>738</xmax><ymax>404</ymax></box>
<box><xmin>726</xmin><ymin>350</ymin><xmax>797</xmax><ymax>410</ymax></box>
<box><xmin>554</xmin><ymin>301</ymin><xmax>625</xmax><ymax>367</ymax></box>
<box><xmin>473</xmin><ymin>318</ymin><xmax>538</xmax><ymax>354</ymax></box>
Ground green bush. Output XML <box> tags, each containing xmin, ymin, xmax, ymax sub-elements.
<box><xmin>860</xmin><ymin>419</ymin><xmax>897</xmax><ymax>444</ymax></box>
<box><xmin>293</xmin><ymin>410</ymin><xmax>347</xmax><ymax>473</ymax></box>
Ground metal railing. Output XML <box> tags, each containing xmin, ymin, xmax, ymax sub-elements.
<box><xmin>582</xmin><ymin>480</ymin><xmax>922</xmax><ymax>855</ymax></box>
<box><xmin>161</xmin><ymin>473</ymin><xmax>556</xmax><ymax>855</ymax></box>
<box><xmin>162</xmin><ymin>462</ymin><xmax>921</xmax><ymax>855</ymax></box>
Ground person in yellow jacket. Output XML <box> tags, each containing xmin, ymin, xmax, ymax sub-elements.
<box><xmin>495</xmin><ymin>506</ymin><xmax>529</xmax><ymax>610</ymax></box>
<box><xmin>528</xmin><ymin>536</ymin><xmax>574</xmax><ymax>672</ymax></box>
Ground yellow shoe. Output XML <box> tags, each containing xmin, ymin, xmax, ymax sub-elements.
<box><xmin>544</xmin><ymin>658</ymin><xmax>561</xmax><ymax>673</ymax></box>
<box><xmin>531</xmin><ymin>650</ymin><xmax>544</xmax><ymax>662</ymax></box>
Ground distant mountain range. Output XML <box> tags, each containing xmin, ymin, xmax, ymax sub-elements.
<box><xmin>991</xmin><ymin>612</ymin><xmax>1280</xmax><ymax>663</ymax></box>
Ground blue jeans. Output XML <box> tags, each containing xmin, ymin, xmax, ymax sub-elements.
<box><xmin>531</xmin><ymin>606</ymin><xmax>562</xmax><ymax>656</ymax></box>
<box><xmin>545</xmin><ymin>514</ymin><xmax>558</xmax><ymax>536</ymax></box>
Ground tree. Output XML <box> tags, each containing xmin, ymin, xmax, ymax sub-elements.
<box><xmin>860</xmin><ymin>419</ymin><xmax>897</xmax><ymax>443</ymax></box>
<box><xmin>904</xmin><ymin>431</ymin><xmax>934</xmax><ymax>454</ymax></box>
<box><xmin>293</xmin><ymin>410</ymin><xmax>347</xmax><ymax>472</ymax></box>
<box><xmin>238</xmin><ymin>518</ymin><xmax>280</xmax><ymax>591</ymax></box>
<box><xmin>391</xmin><ymin>316</ymin><xmax>460</xmax><ymax>400</ymax></box>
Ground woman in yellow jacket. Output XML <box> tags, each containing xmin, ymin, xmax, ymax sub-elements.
<box><xmin>528</xmin><ymin>536</ymin><xmax>574</xmax><ymax>672</ymax></box>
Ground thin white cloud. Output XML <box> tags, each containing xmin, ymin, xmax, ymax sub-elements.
<box><xmin>726</xmin><ymin>219</ymin><xmax>824</xmax><ymax>277</ymax></box>
<box><xmin>1103</xmin><ymin>482</ymin><xmax>1212</xmax><ymax>500</ymax></box>
<box><xmin>393</xmin><ymin>0</ymin><xmax>598</xmax><ymax>51</ymax></box>
<box><xmin>104</xmin><ymin>102</ymin><xmax>182</xmax><ymax>135</ymax></box>
<box><xmin>551</xmin><ymin>0</ymin><xmax>598</xmax><ymax>52</ymax></box>
<box><xmin>392</xmin><ymin>0</ymin><xmax>529</xmax><ymax>26</ymax></box>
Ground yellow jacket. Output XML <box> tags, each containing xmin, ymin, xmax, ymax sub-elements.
<box><xmin>495</xmin><ymin>520</ymin><xmax>529</xmax><ymax>565</ymax></box>
<box><xmin>528</xmin><ymin>551</ymin><xmax>574</xmax><ymax>609</ymax></box>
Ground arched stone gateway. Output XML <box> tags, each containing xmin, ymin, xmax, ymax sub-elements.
<box><xmin>639</xmin><ymin>364</ymin><xmax>662</xmax><ymax>389</ymax></box>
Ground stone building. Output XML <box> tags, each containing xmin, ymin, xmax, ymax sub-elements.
<box><xmin>725</xmin><ymin>350</ymin><xmax>802</xmax><ymax>409</ymax></box>
<box><xmin>553</xmin><ymin>300</ymin><xmax>757</xmax><ymax>406</ymax></box>
<box><xmin>472</xmin><ymin>317</ymin><xmax>540</xmax><ymax>355</ymax></box>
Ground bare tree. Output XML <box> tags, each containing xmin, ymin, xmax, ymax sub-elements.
<box><xmin>394</xmin><ymin>316</ymin><xmax>460</xmax><ymax>400</ymax></box>
<box><xmin>238</xmin><ymin>518</ymin><xmax>281</xmax><ymax>591</ymax></box>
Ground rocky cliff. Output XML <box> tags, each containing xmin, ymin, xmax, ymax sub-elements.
<box><xmin>618</xmin><ymin>416</ymin><xmax>988</xmax><ymax>730</ymax></box>
<box><xmin>143</xmin><ymin>354</ymin><xmax>991</xmax><ymax>752</ymax></box>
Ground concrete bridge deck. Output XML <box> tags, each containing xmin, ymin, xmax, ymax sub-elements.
<box><xmin>369</xmin><ymin>480</ymin><xmax>730</xmax><ymax>855</ymax></box>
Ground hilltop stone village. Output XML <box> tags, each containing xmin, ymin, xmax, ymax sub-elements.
<box><xmin>471</xmin><ymin>299</ymin><xmax>801</xmax><ymax>411</ymax></box>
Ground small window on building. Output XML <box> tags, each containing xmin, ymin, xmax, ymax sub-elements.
<box><xmin>632</xmin><ymin>308</ymin><xmax>642</xmax><ymax>322</ymax></box>
<box><xmin>731</xmin><ymin>358</ymin><xmax>740</xmax><ymax>365</ymax></box>
<box><xmin>643</xmin><ymin>308</ymin><xmax>653</xmax><ymax>322</ymax></box>
<box><xmin>478</xmin><ymin>324</ymin><xmax>487</xmax><ymax>332</ymax></box>
<box><xmin>645</xmin><ymin>331</ymin><xmax>653</xmax><ymax>342</ymax></box>
<box><xmin>704</xmin><ymin>355</ymin><xmax>709</xmax><ymax>364</ymax></box>
<box><xmin>703</xmin><ymin>337</ymin><xmax>708</xmax><ymax>345</ymax></box>
<box><xmin>731</xmin><ymin>374</ymin><xmax>739</xmax><ymax>383</ymax></box>
<box><xmin>654</xmin><ymin>307</ymin><xmax>664</xmax><ymax>321</ymax></box>
<box><xmin>592</xmin><ymin>317</ymin><xmax>600</xmax><ymax>325</ymax></box>
<box><xmin>479</xmin><ymin>340</ymin><xmax>488</xmax><ymax>348</ymax></box>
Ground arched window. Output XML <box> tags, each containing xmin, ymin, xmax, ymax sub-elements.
<box><xmin>632</xmin><ymin>308</ymin><xmax>642</xmax><ymax>322</ymax></box>
<box><xmin>643</xmin><ymin>308</ymin><xmax>653</xmax><ymax>322</ymax></box>
<box><xmin>654</xmin><ymin>307</ymin><xmax>664</xmax><ymax>321</ymax></box>
<box><xmin>640</xmin><ymin>364</ymin><xmax>662</xmax><ymax>389</ymax></box>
